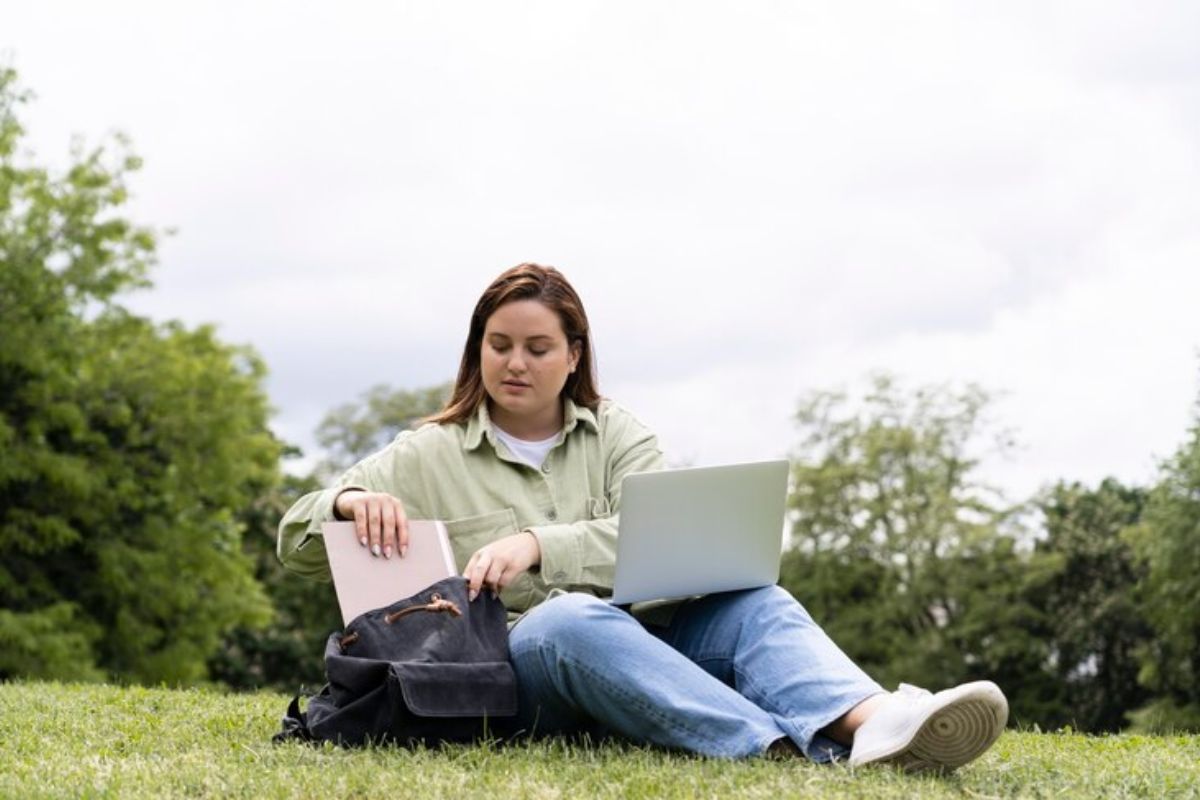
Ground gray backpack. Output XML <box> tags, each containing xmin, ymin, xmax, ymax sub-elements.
<box><xmin>274</xmin><ymin>575</ymin><xmax>518</xmax><ymax>747</ymax></box>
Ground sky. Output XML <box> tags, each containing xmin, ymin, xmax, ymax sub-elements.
<box><xmin>5</xmin><ymin>1</ymin><xmax>1200</xmax><ymax>502</ymax></box>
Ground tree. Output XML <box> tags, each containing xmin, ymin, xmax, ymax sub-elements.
<box><xmin>1034</xmin><ymin>479</ymin><xmax>1152</xmax><ymax>732</ymax></box>
<box><xmin>208</xmin><ymin>469</ymin><xmax>341</xmax><ymax>691</ymax></box>
<box><xmin>779</xmin><ymin>375</ymin><xmax>1060</xmax><ymax>724</ymax></box>
<box><xmin>314</xmin><ymin>382</ymin><xmax>451</xmax><ymax>477</ymax></box>
<box><xmin>1125</xmin><ymin>385</ymin><xmax>1200</xmax><ymax>731</ymax></box>
<box><xmin>0</xmin><ymin>67</ymin><xmax>281</xmax><ymax>684</ymax></box>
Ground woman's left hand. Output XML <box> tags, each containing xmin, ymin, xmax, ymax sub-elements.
<box><xmin>464</xmin><ymin>531</ymin><xmax>541</xmax><ymax>601</ymax></box>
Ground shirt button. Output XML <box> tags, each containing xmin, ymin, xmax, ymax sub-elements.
<box><xmin>541</xmin><ymin>463</ymin><xmax>551</xmax><ymax>474</ymax></box>
<box><xmin>546</xmin><ymin>510</ymin><xmax>558</xmax><ymax>521</ymax></box>
<box><xmin>553</xmin><ymin>571</ymin><xmax>567</xmax><ymax>582</ymax></box>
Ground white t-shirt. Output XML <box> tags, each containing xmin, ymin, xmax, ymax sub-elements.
<box><xmin>492</xmin><ymin>426</ymin><xmax>558</xmax><ymax>469</ymax></box>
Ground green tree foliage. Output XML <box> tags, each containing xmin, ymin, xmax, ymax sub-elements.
<box><xmin>209</xmin><ymin>470</ymin><xmax>341</xmax><ymax>691</ymax></box>
<box><xmin>0</xmin><ymin>68</ymin><xmax>281</xmax><ymax>684</ymax></box>
<box><xmin>779</xmin><ymin>375</ymin><xmax>1061</xmax><ymax>725</ymax></box>
<box><xmin>1034</xmin><ymin>479</ymin><xmax>1151</xmax><ymax>732</ymax></box>
<box><xmin>314</xmin><ymin>381</ymin><xmax>451</xmax><ymax>477</ymax></box>
<box><xmin>1126</xmin><ymin>389</ymin><xmax>1200</xmax><ymax>731</ymax></box>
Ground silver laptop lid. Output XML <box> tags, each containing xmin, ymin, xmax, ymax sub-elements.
<box><xmin>610</xmin><ymin>459</ymin><xmax>790</xmax><ymax>605</ymax></box>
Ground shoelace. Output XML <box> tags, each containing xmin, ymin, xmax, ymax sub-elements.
<box><xmin>896</xmin><ymin>683</ymin><xmax>933</xmax><ymax>698</ymax></box>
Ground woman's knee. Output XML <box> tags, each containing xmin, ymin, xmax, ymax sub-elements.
<box><xmin>722</xmin><ymin>584</ymin><xmax>815</xmax><ymax>622</ymax></box>
<box><xmin>763</xmin><ymin>584</ymin><xmax>816</xmax><ymax>620</ymax></box>
<box><xmin>510</xmin><ymin>592</ymin><xmax>627</xmax><ymax>650</ymax></box>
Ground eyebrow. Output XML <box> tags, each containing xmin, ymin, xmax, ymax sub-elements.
<box><xmin>486</xmin><ymin>333</ymin><xmax>554</xmax><ymax>342</ymax></box>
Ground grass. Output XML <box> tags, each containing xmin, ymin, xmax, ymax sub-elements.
<box><xmin>1</xmin><ymin>682</ymin><xmax>1197</xmax><ymax>799</ymax></box>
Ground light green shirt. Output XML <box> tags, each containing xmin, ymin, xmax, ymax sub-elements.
<box><xmin>277</xmin><ymin>398</ymin><xmax>665</xmax><ymax>616</ymax></box>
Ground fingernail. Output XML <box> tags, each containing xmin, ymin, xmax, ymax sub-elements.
<box><xmin>371</xmin><ymin>544</ymin><xmax>381</xmax><ymax>557</ymax></box>
<box><xmin>359</xmin><ymin>538</ymin><xmax>367</xmax><ymax>547</ymax></box>
<box><xmin>491</xmin><ymin>590</ymin><xmax>499</xmax><ymax>600</ymax></box>
<box><xmin>384</xmin><ymin>546</ymin><xmax>392</xmax><ymax>559</ymax></box>
<box><xmin>469</xmin><ymin>589</ymin><xmax>478</xmax><ymax>601</ymax></box>
<box><xmin>400</xmin><ymin>546</ymin><xmax>408</xmax><ymax>558</ymax></box>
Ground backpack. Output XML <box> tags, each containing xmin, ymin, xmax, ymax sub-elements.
<box><xmin>274</xmin><ymin>575</ymin><xmax>518</xmax><ymax>747</ymax></box>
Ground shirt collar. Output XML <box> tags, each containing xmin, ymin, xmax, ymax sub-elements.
<box><xmin>463</xmin><ymin>398</ymin><xmax>599</xmax><ymax>451</ymax></box>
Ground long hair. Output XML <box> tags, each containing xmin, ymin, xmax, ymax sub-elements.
<box><xmin>426</xmin><ymin>263</ymin><xmax>601</xmax><ymax>426</ymax></box>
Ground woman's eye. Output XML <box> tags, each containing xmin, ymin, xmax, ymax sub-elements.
<box><xmin>529</xmin><ymin>349</ymin><xmax>548</xmax><ymax>357</ymax></box>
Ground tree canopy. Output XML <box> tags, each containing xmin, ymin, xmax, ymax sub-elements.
<box><xmin>1125</xmin><ymin>393</ymin><xmax>1200</xmax><ymax>730</ymax></box>
<box><xmin>314</xmin><ymin>382</ymin><xmax>451</xmax><ymax>477</ymax></box>
<box><xmin>0</xmin><ymin>68</ymin><xmax>282</xmax><ymax>684</ymax></box>
<box><xmin>1034</xmin><ymin>479</ymin><xmax>1151</xmax><ymax>731</ymax></box>
<box><xmin>779</xmin><ymin>375</ymin><xmax>1059</xmax><ymax>725</ymax></box>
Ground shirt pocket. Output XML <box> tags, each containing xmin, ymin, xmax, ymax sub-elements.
<box><xmin>444</xmin><ymin>508</ymin><xmax>540</xmax><ymax>612</ymax></box>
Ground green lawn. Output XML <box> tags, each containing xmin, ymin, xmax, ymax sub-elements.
<box><xmin>1</xmin><ymin>682</ymin><xmax>1197</xmax><ymax>799</ymax></box>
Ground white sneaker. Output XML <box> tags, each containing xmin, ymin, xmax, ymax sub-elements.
<box><xmin>848</xmin><ymin>681</ymin><xmax>1008</xmax><ymax>771</ymax></box>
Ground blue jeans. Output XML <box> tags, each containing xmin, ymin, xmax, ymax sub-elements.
<box><xmin>507</xmin><ymin>585</ymin><xmax>883</xmax><ymax>760</ymax></box>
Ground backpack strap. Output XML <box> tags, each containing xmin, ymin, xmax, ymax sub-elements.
<box><xmin>272</xmin><ymin>695</ymin><xmax>315</xmax><ymax>744</ymax></box>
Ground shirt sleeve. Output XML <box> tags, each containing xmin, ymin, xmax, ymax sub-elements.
<box><xmin>528</xmin><ymin>405</ymin><xmax>665</xmax><ymax>591</ymax></box>
<box><xmin>276</xmin><ymin>433</ymin><xmax>425</xmax><ymax>581</ymax></box>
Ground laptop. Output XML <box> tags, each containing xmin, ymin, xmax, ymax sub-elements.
<box><xmin>610</xmin><ymin>459</ymin><xmax>790</xmax><ymax>605</ymax></box>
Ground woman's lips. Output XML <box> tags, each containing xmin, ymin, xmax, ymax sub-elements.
<box><xmin>501</xmin><ymin>380</ymin><xmax>530</xmax><ymax>391</ymax></box>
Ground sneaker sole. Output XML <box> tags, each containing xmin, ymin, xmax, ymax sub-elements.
<box><xmin>852</xmin><ymin>681</ymin><xmax>1008</xmax><ymax>772</ymax></box>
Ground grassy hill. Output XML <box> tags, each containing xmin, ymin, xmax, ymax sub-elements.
<box><xmin>1</xmin><ymin>682</ymin><xmax>1197</xmax><ymax>799</ymax></box>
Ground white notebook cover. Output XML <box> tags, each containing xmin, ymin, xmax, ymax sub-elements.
<box><xmin>322</xmin><ymin>520</ymin><xmax>456</xmax><ymax>625</ymax></box>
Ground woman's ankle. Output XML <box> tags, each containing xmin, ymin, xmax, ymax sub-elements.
<box><xmin>820</xmin><ymin>692</ymin><xmax>888</xmax><ymax>745</ymax></box>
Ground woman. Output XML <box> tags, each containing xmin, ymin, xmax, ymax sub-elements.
<box><xmin>278</xmin><ymin>263</ymin><xmax>1008</xmax><ymax>768</ymax></box>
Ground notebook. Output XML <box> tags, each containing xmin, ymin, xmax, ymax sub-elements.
<box><xmin>323</xmin><ymin>520</ymin><xmax>457</xmax><ymax>625</ymax></box>
<box><xmin>609</xmin><ymin>459</ymin><xmax>790</xmax><ymax>605</ymax></box>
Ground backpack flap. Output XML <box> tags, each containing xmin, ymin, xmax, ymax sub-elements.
<box><xmin>390</xmin><ymin>660</ymin><xmax>518</xmax><ymax>718</ymax></box>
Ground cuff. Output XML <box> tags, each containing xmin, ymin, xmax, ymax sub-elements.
<box><xmin>527</xmin><ymin>523</ymin><xmax>582</xmax><ymax>586</ymax></box>
<box><xmin>330</xmin><ymin>485</ymin><xmax>368</xmax><ymax>521</ymax></box>
<box><xmin>278</xmin><ymin>488</ymin><xmax>343</xmax><ymax>581</ymax></box>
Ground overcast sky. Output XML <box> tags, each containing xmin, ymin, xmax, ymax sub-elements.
<box><xmin>6</xmin><ymin>1</ymin><xmax>1200</xmax><ymax>501</ymax></box>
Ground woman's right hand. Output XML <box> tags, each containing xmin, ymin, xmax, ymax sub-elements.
<box><xmin>334</xmin><ymin>490</ymin><xmax>410</xmax><ymax>559</ymax></box>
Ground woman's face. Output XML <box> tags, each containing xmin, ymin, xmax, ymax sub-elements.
<box><xmin>481</xmin><ymin>299</ymin><xmax>581</xmax><ymax>434</ymax></box>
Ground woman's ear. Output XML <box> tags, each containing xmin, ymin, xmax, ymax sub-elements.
<box><xmin>569</xmin><ymin>341</ymin><xmax>582</xmax><ymax>373</ymax></box>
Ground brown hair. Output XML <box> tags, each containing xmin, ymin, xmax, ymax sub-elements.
<box><xmin>426</xmin><ymin>263</ymin><xmax>601</xmax><ymax>426</ymax></box>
